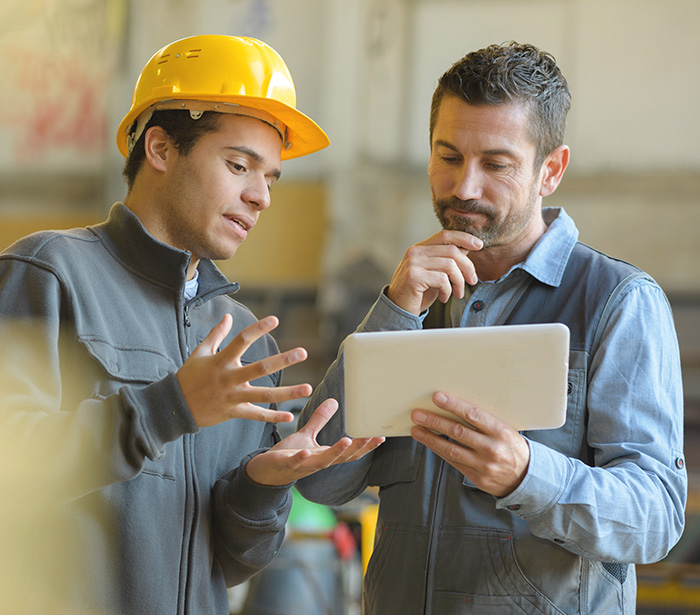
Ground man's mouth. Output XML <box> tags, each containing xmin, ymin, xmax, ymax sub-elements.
<box><xmin>226</xmin><ymin>215</ymin><xmax>252</xmax><ymax>233</ymax></box>
<box><xmin>441</xmin><ymin>199</ymin><xmax>496</xmax><ymax>222</ymax></box>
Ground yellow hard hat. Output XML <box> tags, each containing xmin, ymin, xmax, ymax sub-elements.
<box><xmin>117</xmin><ymin>35</ymin><xmax>329</xmax><ymax>160</ymax></box>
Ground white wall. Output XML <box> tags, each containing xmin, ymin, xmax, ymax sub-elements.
<box><xmin>311</xmin><ymin>0</ymin><xmax>700</xmax><ymax>298</ymax></box>
<box><xmin>6</xmin><ymin>0</ymin><xmax>698</xmax><ymax>177</ymax></box>
<box><xmin>358</xmin><ymin>0</ymin><xmax>700</xmax><ymax>174</ymax></box>
<box><xmin>2</xmin><ymin>0</ymin><xmax>698</xmax><ymax>293</ymax></box>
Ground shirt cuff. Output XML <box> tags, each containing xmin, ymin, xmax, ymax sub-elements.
<box><xmin>225</xmin><ymin>450</ymin><xmax>293</xmax><ymax>521</ymax></box>
<box><xmin>495</xmin><ymin>438</ymin><xmax>569</xmax><ymax>517</ymax></box>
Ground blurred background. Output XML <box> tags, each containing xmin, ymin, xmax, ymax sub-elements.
<box><xmin>1</xmin><ymin>0</ymin><xmax>698</xmax><ymax>613</ymax></box>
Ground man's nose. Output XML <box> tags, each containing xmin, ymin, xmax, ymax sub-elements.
<box><xmin>454</xmin><ymin>165</ymin><xmax>483</xmax><ymax>201</ymax></box>
<box><xmin>242</xmin><ymin>175</ymin><xmax>271</xmax><ymax>210</ymax></box>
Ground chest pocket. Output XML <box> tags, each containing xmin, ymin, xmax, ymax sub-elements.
<box><xmin>524</xmin><ymin>350</ymin><xmax>589</xmax><ymax>460</ymax></box>
<box><xmin>368</xmin><ymin>437</ymin><xmax>424</xmax><ymax>487</ymax></box>
<box><xmin>78</xmin><ymin>335</ymin><xmax>178</xmax><ymax>397</ymax></box>
<box><xmin>78</xmin><ymin>335</ymin><xmax>178</xmax><ymax>385</ymax></box>
<box><xmin>77</xmin><ymin>336</ymin><xmax>182</xmax><ymax>481</ymax></box>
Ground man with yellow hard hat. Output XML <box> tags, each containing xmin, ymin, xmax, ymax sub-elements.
<box><xmin>0</xmin><ymin>35</ymin><xmax>383</xmax><ymax>614</ymax></box>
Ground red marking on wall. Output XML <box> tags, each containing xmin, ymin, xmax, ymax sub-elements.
<box><xmin>1</xmin><ymin>44</ymin><xmax>109</xmax><ymax>162</ymax></box>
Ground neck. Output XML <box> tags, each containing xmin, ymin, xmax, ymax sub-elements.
<box><xmin>123</xmin><ymin>194</ymin><xmax>200</xmax><ymax>281</ymax></box>
<box><xmin>186</xmin><ymin>260</ymin><xmax>199</xmax><ymax>281</ymax></box>
<box><xmin>471</xmin><ymin>215</ymin><xmax>547</xmax><ymax>282</ymax></box>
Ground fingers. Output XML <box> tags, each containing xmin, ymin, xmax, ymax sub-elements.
<box><xmin>411</xmin><ymin>244</ymin><xmax>478</xmax><ymax>290</ymax></box>
<box><xmin>429</xmin><ymin>229</ymin><xmax>484</xmax><ymax>252</ymax></box>
<box><xmin>411</xmin><ymin>393</ymin><xmax>489</xmax><ymax>441</ymax></box>
<box><xmin>387</xmin><ymin>231</ymin><xmax>481</xmax><ymax>314</ymax></box>
<box><xmin>230</xmin><ymin>346</ymin><xmax>310</xmax><ymax>386</ymax></box>
<box><xmin>207</xmin><ymin>315</ymin><xmax>310</xmax><ymax>382</ymax></box>
<box><xmin>299</xmin><ymin>398</ymin><xmax>339</xmax><ymax>435</ymax></box>
<box><xmin>225</xmin><ymin>382</ymin><xmax>313</xmax><ymax>408</ymax></box>
<box><xmin>225</xmin><ymin>404</ymin><xmax>295</xmax><ymax>424</ymax></box>
<box><xmin>298</xmin><ymin>399</ymin><xmax>383</xmax><ymax>461</ymax></box>
<box><xmin>217</xmin><ymin>316</ymin><xmax>280</xmax><ymax>364</ymax></box>
<box><xmin>286</xmin><ymin>435</ymin><xmax>383</xmax><ymax>472</ymax></box>
<box><xmin>333</xmin><ymin>436</ymin><xmax>385</xmax><ymax>463</ymax></box>
<box><xmin>193</xmin><ymin>313</ymin><xmax>234</xmax><ymax>357</ymax></box>
<box><xmin>181</xmin><ymin>314</ymin><xmax>313</xmax><ymax>428</ymax></box>
<box><xmin>410</xmin><ymin>392</ymin><xmax>531</xmax><ymax>497</ymax></box>
<box><xmin>245</xmin><ymin>431</ymin><xmax>384</xmax><ymax>486</ymax></box>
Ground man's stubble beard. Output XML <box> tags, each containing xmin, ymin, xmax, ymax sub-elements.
<box><xmin>432</xmin><ymin>184</ymin><xmax>540</xmax><ymax>249</ymax></box>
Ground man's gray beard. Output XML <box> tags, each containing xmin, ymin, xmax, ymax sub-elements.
<box><xmin>433</xmin><ymin>198</ymin><xmax>501</xmax><ymax>246</ymax></box>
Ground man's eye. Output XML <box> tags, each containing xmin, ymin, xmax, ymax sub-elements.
<box><xmin>440</xmin><ymin>156</ymin><xmax>460</xmax><ymax>164</ymax></box>
<box><xmin>228</xmin><ymin>161</ymin><xmax>247</xmax><ymax>173</ymax></box>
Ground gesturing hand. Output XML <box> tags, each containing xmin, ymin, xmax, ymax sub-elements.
<box><xmin>177</xmin><ymin>314</ymin><xmax>312</xmax><ymax>427</ymax></box>
<box><xmin>245</xmin><ymin>399</ymin><xmax>385</xmax><ymax>486</ymax></box>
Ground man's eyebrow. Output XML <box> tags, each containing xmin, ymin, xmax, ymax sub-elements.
<box><xmin>225</xmin><ymin>146</ymin><xmax>282</xmax><ymax>180</ymax></box>
<box><xmin>433</xmin><ymin>140</ymin><xmax>516</xmax><ymax>159</ymax></box>
<box><xmin>433</xmin><ymin>139</ymin><xmax>460</xmax><ymax>153</ymax></box>
<box><xmin>483</xmin><ymin>148</ymin><xmax>517</xmax><ymax>158</ymax></box>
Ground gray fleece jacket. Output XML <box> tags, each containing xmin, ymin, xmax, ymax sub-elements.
<box><xmin>0</xmin><ymin>203</ymin><xmax>292</xmax><ymax>615</ymax></box>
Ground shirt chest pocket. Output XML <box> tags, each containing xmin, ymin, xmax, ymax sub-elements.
<box><xmin>78</xmin><ymin>335</ymin><xmax>179</xmax><ymax>391</ymax></box>
<box><xmin>524</xmin><ymin>363</ymin><xmax>588</xmax><ymax>460</ymax></box>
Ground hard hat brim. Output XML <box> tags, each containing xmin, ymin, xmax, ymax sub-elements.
<box><xmin>117</xmin><ymin>94</ymin><xmax>329</xmax><ymax>160</ymax></box>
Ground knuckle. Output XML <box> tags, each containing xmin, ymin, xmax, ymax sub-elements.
<box><xmin>405</xmin><ymin>245</ymin><xmax>421</xmax><ymax>258</ymax></box>
<box><xmin>450</xmin><ymin>422</ymin><xmax>468</xmax><ymax>440</ymax></box>
<box><xmin>445</xmin><ymin>441</ymin><xmax>463</xmax><ymax>462</ymax></box>
<box><xmin>240</xmin><ymin>324</ymin><xmax>258</xmax><ymax>341</ymax></box>
<box><xmin>256</xmin><ymin>356</ymin><xmax>276</xmax><ymax>374</ymax></box>
<box><xmin>258</xmin><ymin>387</ymin><xmax>276</xmax><ymax>404</ymax></box>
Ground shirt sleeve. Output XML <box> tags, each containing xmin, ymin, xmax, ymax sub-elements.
<box><xmin>496</xmin><ymin>279</ymin><xmax>687</xmax><ymax>563</ymax></box>
<box><xmin>296</xmin><ymin>288</ymin><xmax>423</xmax><ymax>505</ymax></box>
<box><xmin>211</xmin><ymin>450</ymin><xmax>293</xmax><ymax>586</ymax></box>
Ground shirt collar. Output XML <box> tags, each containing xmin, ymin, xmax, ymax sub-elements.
<box><xmin>183</xmin><ymin>268</ymin><xmax>200</xmax><ymax>302</ymax></box>
<box><xmin>517</xmin><ymin>207</ymin><xmax>579</xmax><ymax>287</ymax></box>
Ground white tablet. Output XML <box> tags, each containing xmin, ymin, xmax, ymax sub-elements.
<box><xmin>343</xmin><ymin>323</ymin><xmax>570</xmax><ymax>438</ymax></box>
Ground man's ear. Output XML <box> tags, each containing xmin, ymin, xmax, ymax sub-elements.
<box><xmin>539</xmin><ymin>145</ymin><xmax>570</xmax><ymax>197</ymax></box>
<box><xmin>143</xmin><ymin>126</ymin><xmax>174</xmax><ymax>173</ymax></box>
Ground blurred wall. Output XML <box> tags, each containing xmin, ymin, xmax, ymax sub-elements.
<box><xmin>1</xmin><ymin>0</ymin><xmax>698</xmax><ymax>294</ymax></box>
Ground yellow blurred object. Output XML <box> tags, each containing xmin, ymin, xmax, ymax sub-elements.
<box><xmin>116</xmin><ymin>35</ymin><xmax>329</xmax><ymax>159</ymax></box>
<box><xmin>637</xmin><ymin>562</ymin><xmax>700</xmax><ymax>609</ymax></box>
<box><xmin>359</xmin><ymin>503</ymin><xmax>379</xmax><ymax>575</ymax></box>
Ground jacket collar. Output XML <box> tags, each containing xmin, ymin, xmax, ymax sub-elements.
<box><xmin>88</xmin><ymin>203</ymin><xmax>239</xmax><ymax>298</ymax></box>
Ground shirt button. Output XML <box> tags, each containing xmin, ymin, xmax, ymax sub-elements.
<box><xmin>472</xmin><ymin>300</ymin><xmax>485</xmax><ymax>312</ymax></box>
<box><xmin>675</xmin><ymin>457</ymin><xmax>685</xmax><ymax>470</ymax></box>
<box><xmin>507</xmin><ymin>505</ymin><xmax>521</xmax><ymax>511</ymax></box>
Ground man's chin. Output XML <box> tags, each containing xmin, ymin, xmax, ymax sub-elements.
<box><xmin>206</xmin><ymin>245</ymin><xmax>241</xmax><ymax>263</ymax></box>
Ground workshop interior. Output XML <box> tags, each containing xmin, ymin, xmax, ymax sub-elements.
<box><xmin>1</xmin><ymin>1</ymin><xmax>699</xmax><ymax>613</ymax></box>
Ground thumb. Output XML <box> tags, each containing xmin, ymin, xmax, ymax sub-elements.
<box><xmin>193</xmin><ymin>313</ymin><xmax>233</xmax><ymax>357</ymax></box>
<box><xmin>303</xmin><ymin>398</ymin><xmax>340</xmax><ymax>436</ymax></box>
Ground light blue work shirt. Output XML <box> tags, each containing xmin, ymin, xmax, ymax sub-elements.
<box><xmin>297</xmin><ymin>207</ymin><xmax>687</xmax><ymax>614</ymax></box>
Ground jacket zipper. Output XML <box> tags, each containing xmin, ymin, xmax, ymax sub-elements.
<box><xmin>423</xmin><ymin>454</ymin><xmax>448</xmax><ymax>613</ymax></box>
<box><xmin>179</xmin><ymin>302</ymin><xmax>195</xmax><ymax>614</ymax></box>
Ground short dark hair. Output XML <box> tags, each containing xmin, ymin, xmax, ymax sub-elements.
<box><xmin>122</xmin><ymin>110</ymin><xmax>223</xmax><ymax>191</ymax></box>
<box><xmin>429</xmin><ymin>42</ymin><xmax>571</xmax><ymax>167</ymax></box>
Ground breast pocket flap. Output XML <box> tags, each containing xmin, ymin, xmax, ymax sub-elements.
<box><xmin>78</xmin><ymin>336</ymin><xmax>178</xmax><ymax>383</ymax></box>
